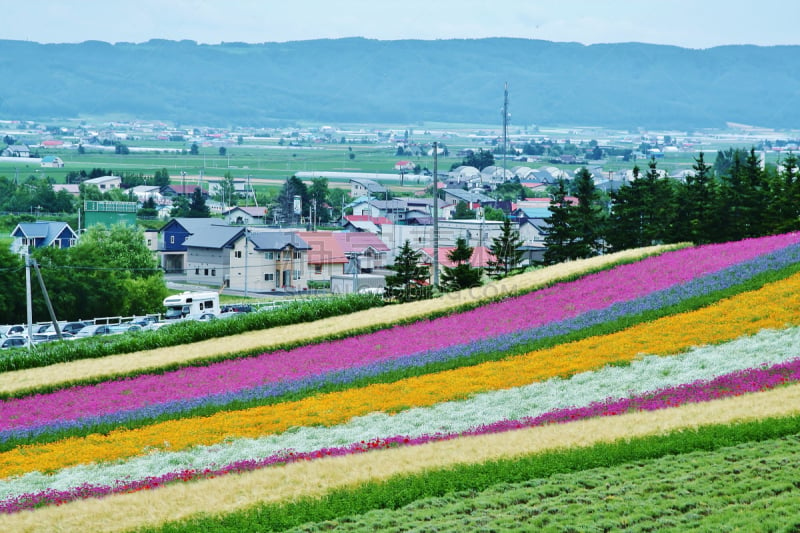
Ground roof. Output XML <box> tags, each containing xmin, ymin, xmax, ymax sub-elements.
<box><xmin>349</xmin><ymin>178</ymin><xmax>388</xmax><ymax>194</ymax></box>
<box><xmin>296</xmin><ymin>231</ymin><xmax>348</xmax><ymax>264</ymax></box>
<box><xmin>12</xmin><ymin>221</ymin><xmax>76</xmax><ymax>244</ymax></box>
<box><xmin>83</xmin><ymin>175</ymin><xmax>121</xmax><ymax>184</ymax></box>
<box><xmin>419</xmin><ymin>246</ymin><xmax>494</xmax><ymax>268</ymax></box>
<box><xmin>334</xmin><ymin>231</ymin><xmax>390</xmax><ymax>254</ymax></box>
<box><xmin>442</xmin><ymin>188</ymin><xmax>494</xmax><ymax>204</ymax></box>
<box><xmin>183</xmin><ymin>225</ymin><xmax>244</xmax><ymax>249</ymax></box>
<box><xmin>165</xmin><ymin>217</ymin><xmax>229</xmax><ymax>235</ymax></box>
<box><xmin>225</xmin><ymin>206</ymin><xmax>267</xmax><ymax>217</ymax></box>
<box><xmin>249</xmin><ymin>231</ymin><xmax>310</xmax><ymax>251</ymax></box>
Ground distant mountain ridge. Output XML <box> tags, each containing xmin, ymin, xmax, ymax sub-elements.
<box><xmin>0</xmin><ymin>38</ymin><xmax>797</xmax><ymax>130</ymax></box>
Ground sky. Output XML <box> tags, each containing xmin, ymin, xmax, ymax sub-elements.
<box><xmin>3</xmin><ymin>0</ymin><xmax>799</xmax><ymax>49</ymax></box>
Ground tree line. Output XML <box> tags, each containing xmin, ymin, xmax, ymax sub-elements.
<box><xmin>542</xmin><ymin>149</ymin><xmax>800</xmax><ymax>264</ymax></box>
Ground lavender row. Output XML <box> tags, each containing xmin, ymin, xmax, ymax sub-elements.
<box><xmin>4</xmin><ymin>356</ymin><xmax>799</xmax><ymax>514</ymax></box>
<box><xmin>4</xmin><ymin>241</ymin><xmax>800</xmax><ymax>442</ymax></box>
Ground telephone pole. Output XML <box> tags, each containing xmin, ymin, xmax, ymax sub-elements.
<box><xmin>432</xmin><ymin>141</ymin><xmax>439</xmax><ymax>287</ymax></box>
<box><xmin>502</xmin><ymin>82</ymin><xmax>510</xmax><ymax>182</ymax></box>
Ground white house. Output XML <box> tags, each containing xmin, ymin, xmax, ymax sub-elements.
<box><xmin>83</xmin><ymin>175</ymin><xmax>122</xmax><ymax>190</ymax></box>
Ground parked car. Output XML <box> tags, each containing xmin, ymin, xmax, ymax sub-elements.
<box><xmin>109</xmin><ymin>324</ymin><xmax>143</xmax><ymax>335</ymax></box>
<box><xmin>61</xmin><ymin>322</ymin><xmax>92</xmax><ymax>335</ymax></box>
<box><xmin>1</xmin><ymin>337</ymin><xmax>29</xmax><ymax>350</ymax></box>
<box><xmin>73</xmin><ymin>324</ymin><xmax>114</xmax><ymax>339</ymax></box>
<box><xmin>31</xmin><ymin>332</ymin><xmax>74</xmax><ymax>344</ymax></box>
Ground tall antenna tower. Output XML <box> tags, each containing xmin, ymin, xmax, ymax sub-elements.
<box><xmin>502</xmin><ymin>82</ymin><xmax>510</xmax><ymax>182</ymax></box>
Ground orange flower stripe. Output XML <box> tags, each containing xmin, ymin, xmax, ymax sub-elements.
<box><xmin>2</xmin><ymin>273</ymin><xmax>799</xmax><ymax>479</ymax></box>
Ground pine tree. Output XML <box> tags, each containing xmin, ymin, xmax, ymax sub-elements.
<box><xmin>542</xmin><ymin>178</ymin><xmax>577</xmax><ymax>265</ymax></box>
<box><xmin>384</xmin><ymin>240</ymin><xmax>431</xmax><ymax>302</ymax></box>
<box><xmin>440</xmin><ymin>237</ymin><xmax>483</xmax><ymax>292</ymax></box>
<box><xmin>486</xmin><ymin>218</ymin><xmax>524</xmax><ymax>279</ymax></box>
<box><xmin>571</xmin><ymin>167</ymin><xmax>604</xmax><ymax>258</ymax></box>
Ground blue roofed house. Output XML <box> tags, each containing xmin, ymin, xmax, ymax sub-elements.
<box><xmin>10</xmin><ymin>222</ymin><xmax>78</xmax><ymax>254</ymax></box>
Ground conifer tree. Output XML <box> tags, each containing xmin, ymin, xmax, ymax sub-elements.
<box><xmin>384</xmin><ymin>240</ymin><xmax>431</xmax><ymax>302</ymax></box>
<box><xmin>542</xmin><ymin>178</ymin><xmax>577</xmax><ymax>265</ymax></box>
<box><xmin>440</xmin><ymin>237</ymin><xmax>483</xmax><ymax>292</ymax></box>
<box><xmin>486</xmin><ymin>218</ymin><xmax>524</xmax><ymax>279</ymax></box>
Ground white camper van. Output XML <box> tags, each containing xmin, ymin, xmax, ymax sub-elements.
<box><xmin>163</xmin><ymin>291</ymin><xmax>220</xmax><ymax>320</ymax></box>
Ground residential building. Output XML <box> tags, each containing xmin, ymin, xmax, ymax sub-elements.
<box><xmin>223</xmin><ymin>206</ymin><xmax>267</xmax><ymax>225</ymax></box>
<box><xmin>296</xmin><ymin>231</ymin><xmax>348</xmax><ymax>281</ymax></box>
<box><xmin>1</xmin><ymin>145</ymin><xmax>31</xmax><ymax>157</ymax></box>
<box><xmin>228</xmin><ymin>231</ymin><xmax>311</xmax><ymax>293</ymax></box>
<box><xmin>183</xmin><ymin>224</ymin><xmax>246</xmax><ymax>288</ymax></box>
<box><xmin>158</xmin><ymin>217</ymin><xmax>229</xmax><ymax>273</ymax></box>
<box><xmin>41</xmin><ymin>155</ymin><xmax>64</xmax><ymax>168</ymax></box>
<box><xmin>83</xmin><ymin>175</ymin><xmax>122</xmax><ymax>190</ymax></box>
<box><xmin>417</xmin><ymin>245</ymin><xmax>493</xmax><ymax>278</ymax></box>
<box><xmin>10</xmin><ymin>221</ymin><xmax>78</xmax><ymax>254</ymax></box>
<box><xmin>334</xmin><ymin>231</ymin><xmax>389</xmax><ymax>272</ymax></box>
<box><xmin>349</xmin><ymin>178</ymin><xmax>387</xmax><ymax>198</ymax></box>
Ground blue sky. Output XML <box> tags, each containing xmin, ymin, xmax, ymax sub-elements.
<box><xmin>3</xmin><ymin>0</ymin><xmax>799</xmax><ymax>49</ymax></box>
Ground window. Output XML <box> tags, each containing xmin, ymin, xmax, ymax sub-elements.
<box><xmin>314</xmin><ymin>264</ymin><xmax>322</xmax><ymax>275</ymax></box>
<box><xmin>264</xmin><ymin>273</ymin><xmax>274</xmax><ymax>281</ymax></box>
<box><xmin>170</xmin><ymin>236</ymin><xmax>175</xmax><ymax>244</ymax></box>
<box><xmin>195</xmin><ymin>268</ymin><xmax>200</xmax><ymax>275</ymax></box>
<box><xmin>293</xmin><ymin>269</ymin><xmax>302</xmax><ymax>280</ymax></box>
<box><xmin>235</xmin><ymin>250</ymin><xmax>242</xmax><ymax>259</ymax></box>
<box><xmin>264</xmin><ymin>251</ymin><xmax>274</xmax><ymax>260</ymax></box>
<box><xmin>211</xmin><ymin>269</ymin><xmax>216</xmax><ymax>276</ymax></box>
<box><xmin>204</xmin><ymin>268</ymin><xmax>209</xmax><ymax>276</ymax></box>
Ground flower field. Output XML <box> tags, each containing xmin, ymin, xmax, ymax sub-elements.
<box><xmin>3</xmin><ymin>233</ymin><xmax>800</xmax><ymax>532</ymax></box>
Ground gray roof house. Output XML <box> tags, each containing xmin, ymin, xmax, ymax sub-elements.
<box><xmin>228</xmin><ymin>231</ymin><xmax>312</xmax><ymax>293</ymax></box>
<box><xmin>183</xmin><ymin>225</ymin><xmax>245</xmax><ymax>288</ymax></box>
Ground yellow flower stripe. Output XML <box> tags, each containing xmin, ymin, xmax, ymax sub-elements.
<box><xmin>2</xmin><ymin>271</ymin><xmax>799</xmax><ymax>480</ymax></box>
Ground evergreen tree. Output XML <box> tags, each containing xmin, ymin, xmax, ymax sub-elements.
<box><xmin>486</xmin><ymin>218</ymin><xmax>524</xmax><ymax>279</ymax></box>
<box><xmin>452</xmin><ymin>200</ymin><xmax>477</xmax><ymax>219</ymax></box>
<box><xmin>675</xmin><ymin>151</ymin><xmax>717</xmax><ymax>244</ymax></box>
<box><xmin>440</xmin><ymin>237</ymin><xmax>483</xmax><ymax>292</ymax></box>
<box><xmin>542</xmin><ymin>179</ymin><xmax>578</xmax><ymax>265</ymax></box>
<box><xmin>384</xmin><ymin>240</ymin><xmax>431</xmax><ymax>302</ymax></box>
<box><xmin>275</xmin><ymin>176</ymin><xmax>309</xmax><ymax>225</ymax></box>
<box><xmin>769</xmin><ymin>153</ymin><xmax>800</xmax><ymax>233</ymax></box>
<box><xmin>187</xmin><ymin>187</ymin><xmax>211</xmax><ymax>218</ymax></box>
<box><xmin>571</xmin><ymin>167</ymin><xmax>604</xmax><ymax>258</ymax></box>
<box><xmin>153</xmin><ymin>168</ymin><xmax>170</xmax><ymax>188</ymax></box>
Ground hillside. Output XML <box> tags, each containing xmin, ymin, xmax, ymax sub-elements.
<box><xmin>0</xmin><ymin>38</ymin><xmax>798</xmax><ymax>130</ymax></box>
<box><xmin>2</xmin><ymin>233</ymin><xmax>800</xmax><ymax>531</ymax></box>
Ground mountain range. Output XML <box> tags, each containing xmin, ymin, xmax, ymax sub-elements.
<box><xmin>0</xmin><ymin>37</ymin><xmax>797</xmax><ymax>130</ymax></box>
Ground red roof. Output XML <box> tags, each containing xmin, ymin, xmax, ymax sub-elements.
<box><xmin>296</xmin><ymin>231</ymin><xmax>348</xmax><ymax>264</ymax></box>
<box><xmin>42</xmin><ymin>140</ymin><xmax>64</xmax><ymax>146</ymax></box>
<box><xmin>344</xmin><ymin>214</ymin><xmax>392</xmax><ymax>226</ymax></box>
<box><xmin>420</xmin><ymin>246</ymin><xmax>494</xmax><ymax>268</ymax></box>
<box><xmin>335</xmin><ymin>231</ymin><xmax>390</xmax><ymax>253</ymax></box>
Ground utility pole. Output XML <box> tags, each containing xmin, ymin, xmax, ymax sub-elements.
<box><xmin>244</xmin><ymin>226</ymin><xmax>249</xmax><ymax>298</ymax></box>
<box><xmin>432</xmin><ymin>141</ymin><xmax>439</xmax><ymax>287</ymax></box>
<box><xmin>24</xmin><ymin>248</ymin><xmax>33</xmax><ymax>353</ymax></box>
<box><xmin>502</xmin><ymin>82</ymin><xmax>509</xmax><ymax>182</ymax></box>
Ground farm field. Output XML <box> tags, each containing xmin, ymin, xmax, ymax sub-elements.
<box><xmin>2</xmin><ymin>233</ymin><xmax>800</xmax><ymax>531</ymax></box>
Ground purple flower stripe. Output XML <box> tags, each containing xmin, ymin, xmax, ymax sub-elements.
<box><xmin>4</xmin><ymin>356</ymin><xmax>800</xmax><ymax>514</ymax></box>
<box><xmin>1</xmin><ymin>232</ymin><xmax>798</xmax><ymax>434</ymax></box>
<box><xmin>6</xmin><ymin>242</ymin><xmax>800</xmax><ymax>443</ymax></box>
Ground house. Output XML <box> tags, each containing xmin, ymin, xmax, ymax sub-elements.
<box><xmin>83</xmin><ymin>175</ymin><xmax>122</xmax><ymax>190</ymax></box>
<box><xmin>41</xmin><ymin>155</ymin><xmax>64</xmax><ymax>168</ymax></box>
<box><xmin>228</xmin><ymin>231</ymin><xmax>311</xmax><ymax>292</ymax></box>
<box><xmin>1</xmin><ymin>145</ymin><xmax>31</xmax><ymax>157</ymax></box>
<box><xmin>441</xmin><ymin>188</ymin><xmax>494</xmax><ymax>208</ymax></box>
<box><xmin>333</xmin><ymin>231</ymin><xmax>389</xmax><ymax>272</ymax></box>
<box><xmin>223</xmin><ymin>206</ymin><xmax>267</xmax><ymax>226</ymax></box>
<box><xmin>10</xmin><ymin>222</ymin><xmax>78</xmax><ymax>254</ymax></box>
<box><xmin>52</xmin><ymin>184</ymin><xmax>81</xmax><ymax>197</ymax></box>
<box><xmin>157</xmin><ymin>217</ymin><xmax>230</xmax><ymax>273</ymax></box>
<box><xmin>349</xmin><ymin>178</ymin><xmax>387</xmax><ymax>198</ymax></box>
<box><xmin>296</xmin><ymin>231</ymin><xmax>348</xmax><ymax>280</ymax></box>
<box><xmin>183</xmin><ymin>224</ymin><xmax>246</xmax><ymax>288</ymax></box>
<box><xmin>130</xmin><ymin>185</ymin><xmax>166</xmax><ymax>204</ymax></box>
<box><xmin>394</xmin><ymin>160</ymin><xmax>415</xmax><ymax>171</ymax></box>
<box><xmin>341</xmin><ymin>214</ymin><xmax>392</xmax><ymax>234</ymax></box>
<box><xmin>161</xmin><ymin>184</ymin><xmax>209</xmax><ymax>198</ymax></box>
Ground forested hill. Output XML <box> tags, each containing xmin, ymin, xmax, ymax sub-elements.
<box><xmin>0</xmin><ymin>38</ymin><xmax>797</xmax><ymax>130</ymax></box>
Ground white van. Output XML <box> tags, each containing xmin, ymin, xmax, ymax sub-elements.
<box><xmin>163</xmin><ymin>291</ymin><xmax>220</xmax><ymax>320</ymax></box>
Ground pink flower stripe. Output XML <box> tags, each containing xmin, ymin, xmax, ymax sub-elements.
<box><xmin>3</xmin><ymin>356</ymin><xmax>799</xmax><ymax>514</ymax></box>
<box><xmin>1</xmin><ymin>232</ymin><xmax>798</xmax><ymax>433</ymax></box>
